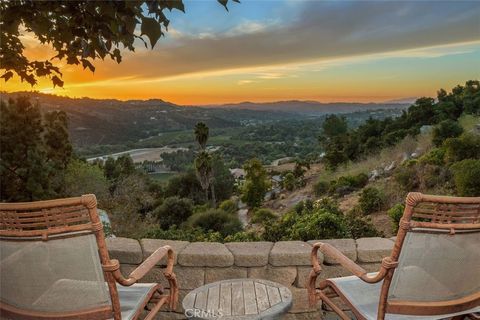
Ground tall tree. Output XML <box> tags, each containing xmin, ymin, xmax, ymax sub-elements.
<box><xmin>193</xmin><ymin>122</ymin><xmax>216</xmax><ymax>206</ymax></box>
<box><xmin>241</xmin><ymin>158</ymin><xmax>271</xmax><ymax>208</ymax></box>
<box><xmin>0</xmin><ymin>0</ymin><xmax>238</xmax><ymax>87</ymax></box>
<box><xmin>194</xmin><ymin>122</ymin><xmax>209</xmax><ymax>150</ymax></box>
<box><xmin>194</xmin><ymin>151</ymin><xmax>215</xmax><ymax>206</ymax></box>
<box><xmin>0</xmin><ymin>96</ymin><xmax>72</xmax><ymax>201</ymax></box>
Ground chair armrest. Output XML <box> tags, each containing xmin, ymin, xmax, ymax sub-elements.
<box><xmin>311</xmin><ymin>242</ymin><xmax>390</xmax><ymax>284</ymax></box>
<box><xmin>111</xmin><ymin>245</ymin><xmax>176</xmax><ymax>286</ymax></box>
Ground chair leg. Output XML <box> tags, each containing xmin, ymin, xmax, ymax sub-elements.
<box><xmin>144</xmin><ymin>296</ymin><xmax>169</xmax><ymax>320</ymax></box>
<box><xmin>317</xmin><ymin>289</ymin><xmax>351</xmax><ymax>320</ymax></box>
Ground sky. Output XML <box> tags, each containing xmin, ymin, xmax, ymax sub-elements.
<box><xmin>2</xmin><ymin>0</ymin><xmax>480</xmax><ymax>105</ymax></box>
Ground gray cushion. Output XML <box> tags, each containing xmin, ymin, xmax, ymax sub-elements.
<box><xmin>117</xmin><ymin>283</ymin><xmax>158</xmax><ymax>320</ymax></box>
<box><xmin>31</xmin><ymin>279</ymin><xmax>157</xmax><ymax>320</ymax></box>
<box><xmin>329</xmin><ymin>274</ymin><xmax>480</xmax><ymax>320</ymax></box>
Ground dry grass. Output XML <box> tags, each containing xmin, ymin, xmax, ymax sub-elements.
<box><xmin>317</xmin><ymin>133</ymin><xmax>433</xmax><ymax>182</ymax></box>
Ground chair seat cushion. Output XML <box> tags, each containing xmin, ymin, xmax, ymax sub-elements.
<box><xmin>117</xmin><ymin>283</ymin><xmax>159</xmax><ymax>320</ymax></box>
<box><xmin>328</xmin><ymin>273</ymin><xmax>480</xmax><ymax>320</ymax></box>
<box><xmin>32</xmin><ymin>279</ymin><xmax>159</xmax><ymax>320</ymax></box>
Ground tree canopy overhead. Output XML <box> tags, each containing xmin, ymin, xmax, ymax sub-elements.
<box><xmin>0</xmin><ymin>0</ymin><xmax>238</xmax><ymax>87</ymax></box>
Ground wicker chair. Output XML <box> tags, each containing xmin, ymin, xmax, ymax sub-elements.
<box><xmin>0</xmin><ymin>194</ymin><xmax>178</xmax><ymax>320</ymax></box>
<box><xmin>308</xmin><ymin>192</ymin><xmax>480</xmax><ymax>320</ymax></box>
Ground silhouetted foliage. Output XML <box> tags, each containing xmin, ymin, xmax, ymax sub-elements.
<box><xmin>321</xmin><ymin>81</ymin><xmax>480</xmax><ymax>170</ymax></box>
<box><xmin>0</xmin><ymin>0</ymin><xmax>238</xmax><ymax>86</ymax></box>
<box><xmin>0</xmin><ymin>96</ymin><xmax>72</xmax><ymax>201</ymax></box>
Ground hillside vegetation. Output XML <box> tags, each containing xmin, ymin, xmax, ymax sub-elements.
<box><xmin>1</xmin><ymin>80</ymin><xmax>478</xmax><ymax>242</ymax></box>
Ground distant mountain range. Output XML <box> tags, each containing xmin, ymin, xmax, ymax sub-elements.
<box><xmin>199</xmin><ymin>100</ymin><xmax>411</xmax><ymax>115</ymax></box>
<box><xmin>1</xmin><ymin>91</ymin><xmax>410</xmax><ymax>146</ymax></box>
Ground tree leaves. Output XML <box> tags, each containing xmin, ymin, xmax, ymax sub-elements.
<box><xmin>51</xmin><ymin>75</ymin><xmax>64</xmax><ymax>88</ymax></box>
<box><xmin>81</xmin><ymin>59</ymin><xmax>95</xmax><ymax>73</ymax></box>
<box><xmin>0</xmin><ymin>1</ymin><xmax>237</xmax><ymax>87</ymax></box>
<box><xmin>217</xmin><ymin>0</ymin><xmax>240</xmax><ymax>11</ymax></box>
<box><xmin>1</xmin><ymin>71</ymin><xmax>14</xmax><ymax>82</ymax></box>
<box><xmin>141</xmin><ymin>16</ymin><xmax>163</xmax><ymax>49</ymax></box>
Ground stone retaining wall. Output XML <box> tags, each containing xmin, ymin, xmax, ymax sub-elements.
<box><xmin>106</xmin><ymin>237</ymin><xmax>396</xmax><ymax>319</ymax></box>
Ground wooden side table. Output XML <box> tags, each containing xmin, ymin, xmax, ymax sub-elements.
<box><xmin>182</xmin><ymin>278</ymin><xmax>293</xmax><ymax>320</ymax></box>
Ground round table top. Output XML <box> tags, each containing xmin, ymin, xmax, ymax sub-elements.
<box><xmin>182</xmin><ymin>278</ymin><xmax>293</xmax><ymax>320</ymax></box>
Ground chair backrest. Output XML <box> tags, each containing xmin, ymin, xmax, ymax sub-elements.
<box><xmin>0</xmin><ymin>195</ymin><xmax>118</xmax><ymax>320</ymax></box>
<box><xmin>384</xmin><ymin>193</ymin><xmax>480</xmax><ymax>316</ymax></box>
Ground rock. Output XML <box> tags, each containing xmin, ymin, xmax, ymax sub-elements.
<box><xmin>178</xmin><ymin>242</ymin><xmax>234</xmax><ymax>267</ymax></box>
<box><xmin>225</xmin><ymin>241</ymin><xmax>273</xmax><ymax>267</ymax></box>
<box><xmin>205</xmin><ymin>267</ymin><xmax>247</xmax><ymax>283</ymax></box>
<box><xmin>384</xmin><ymin>161</ymin><xmax>396</xmax><ymax>173</ymax></box>
<box><xmin>106</xmin><ymin>237</ymin><xmax>142</xmax><ymax>264</ymax></box>
<box><xmin>248</xmin><ymin>266</ymin><xmax>297</xmax><ymax>287</ymax></box>
<box><xmin>356</xmin><ymin>237</ymin><xmax>394</xmax><ymax>263</ymax></box>
<box><xmin>368</xmin><ymin>169</ymin><xmax>381</xmax><ymax>181</ymax></box>
<box><xmin>269</xmin><ymin>241</ymin><xmax>317</xmax><ymax>266</ymax></box>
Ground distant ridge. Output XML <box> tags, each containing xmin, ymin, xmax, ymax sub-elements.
<box><xmin>383</xmin><ymin>97</ymin><xmax>418</xmax><ymax>104</ymax></box>
<box><xmin>1</xmin><ymin>91</ymin><xmax>409</xmax><ymax>146</ymax></box>
<box><xmin>195</xmin><ymin>100</ymin><xmax>409</xmax><ymax>114</ymax></box>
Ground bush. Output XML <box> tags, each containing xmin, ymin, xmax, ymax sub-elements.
<box><xmin>450</xmin><ymin>159</ymin><xmax>480</xmax><ymax>196</ymax></box>
<box><xmin>358</xmin><ymin>187</ymin><xmax>385</xmax><ymax>214</ymax></box>
<box><xmin>313</xmin><ymin>197</ymin><xmax>343</xmax><ymax>215</ymax></box>
<box><xmin>432</xmin><ymin>120</ymin><xmax>463</xmax><ymax>147</ymax></box>
<box><xmin>417</xmin><ymin>164</ymin><xmax>452</xmax><ymax>190</ymax></box>
<box><xmin>328</xmin><ymin>173</ymin><xmax>369</xmax><ymax>196</ymax></box>
<box><xmin>444</xmin><ymin>133</ymin><xmax>480</xmax><ymax>163</ymax></box>
<box><xmin>418</xmin><ymin>148</ymin><xmax>445</xmax><ymax>166</ymax></box>
<box><xmin>153</xmin><ymin>196</ymin><xmax>193</xmax><ymax>229</ymax></box>
<box><xmin>394</xmin><ymin>165</ymin><xmax>419</xmax><ymax>190</ymax></box>
<box><xmin>64</xmin><ymin>159</ymin><xmax>109</xmax><ymax>203</ymax></box>
<box><xmin>387</xmin><ymin>204</ymin><xmax>405</xmax><ymax>233</ymax></box>
<box><xmin>251</xmin><ymin>208</ymin><xmax>277</xmax><ymax>224</ymax></box>
<box><xmin>142</xmin><ymin>226</ymin><xmax>223</xmax><ymax>242</ymax></box>
<box><xmin>283</xmin><ymin>172</ymin><xmax>296</xmax><ymax>191</ymax></box>
<box><xmin>288</xmin><ymin>211</ymin><xmax>348</xmax><ymax>240</ymax></box>
<box><xmin>313</xmin><ymin>180</ymin><xmax>330</xmax><ymax>196</ymax></box>
<box><xmin>219</xmin><ymin>199</ymin><xmax>237</xmax><ymax>214</ymax></box>
<box><xmin>224</xmin><ymin>231</ymin><xmax>261</xmax><ymax>242</ymax></box>
<box><xmin>188</xmin><ymin>209</ymin><xmax>243</xmax><ymax>236</ymax></box>
<box><xmin>294</xmin><ymin>199</ymin><xmax>314</xmax><ymax>215</ymax></box>
<box><xmin>344</xmin><ymin>210</ymin><xmax>382</xmax><ymax>239</ymax></box>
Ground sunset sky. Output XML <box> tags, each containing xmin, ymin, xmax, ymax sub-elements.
<box><xmin>3</xmin><ymin>0</ymin><xmax>480</xmax><ymax>105</ymax></box>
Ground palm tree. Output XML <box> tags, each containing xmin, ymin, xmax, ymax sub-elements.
<box><xmin>194</xmin><ymin>151</ymin><xmax>216</xmax><ymax>206</ymax></box>
<box><xmin>194</xmin><ymin>122</ymin><xmax>209</xmax><ymax>150</ymax></box>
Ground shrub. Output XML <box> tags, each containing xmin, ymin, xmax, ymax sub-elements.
<box><xmin>283</xmin><ymin>172</ymin><xmax>296</xmax><ymax>191</ymax></box>
<box><xmin>450</xmin><ymin>159</ymin><xmax>480</xmax><ymax>196</ymax></box>
<box><xmin>432</xmin><ymin>120</ymin><xmax>463</xmax><ymax>147</ymax></box>
<box><xmin>313</xmin><ymin>180</ymin><xmax>330</xmax><ymax>196</ymax></box>
<box><xmin>224</xmin><ymin>231</ymin><xmax>261</xmax><ymax>242</ymax></box>
<box><xmin>344</xmin><ymin>210</ymin><xmax>381</xmax><ymax>239</ymax></box>
<box><xmin>188</xmin><ymin>209</ymin><xmax>243</xmax><ymax>236</ymax></box>
<box><xmin>251</xmin><ymin>208</ymin><xmax>277</xmax><ymax>224</ymax></box>
<box><xmin>418</xmin><ymin>148</ymin><xmax>445</xmax><ymax>166</ymax></box>
<box><xmin>64</xmin><ymin>159</ymin><xmax>109</xmax><ymax>203</ymax></box>
<box><xmin>219</xmin><ymin>199</ymin><xmax>237</xmax><ymax>214</ymax></box>
<box><xmin>142</xmin><ymin>226</ymin><xmax>223</xmax><ymax>242</ymax></box>
<box><xmin>387</xmin><ymin>204</ymin><xmax>405</xmax><ymax>233</ymax></box>
<box><xmin>287</xmin><ymin>210</ymin><xmax>348</xmax><ymax>241</ymax></box>
<box><xmin>358</xmin><ymin>187</ymin><xmax>385</xmax><ymax>214</ymax></box>
<box><xmin>417</xmin><ymin>164</ymin><xmax>452</xmax><ymax>190</ymax></box>
<box><xmin>153</xmin><ymin>196</ymin><xmax>193</xmax><ymax>229</ymax></box>
<box><xmin>294</xmin><ymin>199</ymin><xmax>314</xmax><ymax>215</ymax></box>
<box><xmin>328</xmin><ymin>173</ymin><xmax>369</xmax><ymax>196</ymax></box>
<box><xmin>394</xmin><ymin>165</ymin><xmax>419</xmax><ymax>190</ymax></box>
<box><xmin>444</xmin><ymin>133</ymin><xmax>480</xmax><ymax>163</ymax></box>
<box><xmin>313</xmin><ymin>197</ymin><xmax>343</xmax><ymax>215</ymax></box>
